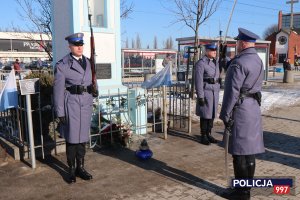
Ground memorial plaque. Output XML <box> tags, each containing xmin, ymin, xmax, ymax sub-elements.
<box><xmin>19</xmin><ymin>78</ymin><xmax>39</xmax><ymax>95</ymax></box>
<box><xmin>96</xmin><ymin>63</ymin><xmax>111</xmax><ymax>79</ymax></box>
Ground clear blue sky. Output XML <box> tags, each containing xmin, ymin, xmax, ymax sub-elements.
<box><xmin>1</xmin><ymin>0</ymin><xmax>299</xmax><ymax>49</ymax></box>
<box><xmin>121</xmin><ymin>0</ymin><xmax>300</xmax><ymax>48</ymax></box>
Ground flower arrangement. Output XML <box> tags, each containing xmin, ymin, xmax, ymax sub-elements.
<box><xmin>90</xmin><ymin>104</ymin><xmax>133</xmax><ymax>147</ymax></box>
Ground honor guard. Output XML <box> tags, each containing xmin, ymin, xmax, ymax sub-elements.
<box><xmin>220</xmin><ymin>28</ymin><xmax>265</xmax><ymax>199</ymax></box>
<box><xmin>195</xmin><ymin>43</ymin><xmax>221</xmax><ymax>145</ymax></box>
<box><xmin>54</xmin><ymin>33</ymin><xmax>94</xmax><ymax>183</ymax></box>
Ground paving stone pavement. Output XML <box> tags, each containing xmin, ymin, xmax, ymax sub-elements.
<box><xmin>0</xmin><ymin>83</ymin><xmax>299</xmax><ymax>200</ymax></box>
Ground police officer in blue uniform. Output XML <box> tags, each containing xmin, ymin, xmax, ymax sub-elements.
<box><xmin>195</xmin><ymin>43</ymin><xmax>220</xmax><ymax>145</ymax></box>
<box><xmin>54</xmin><ymin>33</ymin><xmax>94</xmax><ymax>183</ymax></box>
<box><xmin>220</xmin><ymin>28</ymin><xmax>265</xmax><ymax>199</ymax></box>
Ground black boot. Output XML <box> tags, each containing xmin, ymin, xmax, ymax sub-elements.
<box><xmin>245</xmin><ymin>157</ymin><xmax>256</xmax><ymax>197</ymax></box>
<box><xmin>76</xmin><ymin>158</ymin><xmax>93</xmax><ymax>180</ymax></box>
<box><xmin>206</xmin><ymin>131</ymin><xmax>218</xmax><ymax>143</ymax></box>
<box><xmin>67</xmin><ymin>160</ymin><xmax>76</xmax><ymax>183</ymax></box>
<box><xmin>228</xmin><ymin>189</ymin><xmax>250</xmax><ymax>200</ymax></box>
<box><xmin>247</xmin><ymin>161</ymin><xmax>255</xmax><ymax>179</ymax></box>
<box><xmin>200</xmin><ymin>134</ymin><xmax>210</xmax><ymax>145</ymax></box>
<box><xmin>231</xmin><ymin>156</ymin><xmax>251</xmax><ymax>200</ymax></box>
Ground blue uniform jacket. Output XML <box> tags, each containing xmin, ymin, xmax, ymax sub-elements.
<box><xmin>220</xmin><ymin>47</ymin><xmax>265</xmax><ymax>155</ymax></box>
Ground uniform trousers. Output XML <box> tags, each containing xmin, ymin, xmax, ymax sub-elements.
<box><xmin>232</xmin><ymin>154</ymin><xmax>256</xmax><ymax>193</ymax></box>
<box><xmin>66</xmin><ymin>142</ymin><xmax>86</xmax><ymax>165</ymax></box>
<box><xmin>200</xmin><ymin>118</ymin><xmax>214</xmax><ymax>134</ymax></box>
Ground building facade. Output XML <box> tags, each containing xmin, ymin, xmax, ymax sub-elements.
<box><xmin>176</xmin><ymin>36</ymin><xmax>271</xmax><ymax>80</ymax></box>
<box><xmin>266</xmin><ymin>11</ymin><xmax>300</xmax><ymax>65</ymax></box>
<box><xmin>0</xmin><ymin>32</ymin><xmax>51</xmax><ymax>65</ymax></box>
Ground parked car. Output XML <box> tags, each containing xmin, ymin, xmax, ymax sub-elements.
<box><xmin>2</xmin><ymin>61</ymin><xmax>14</xmax><ymax>70</ymax></box>
<box><xmin>42</xmin><ymin>61</ymin><xmax>52</xmax><ymax>69</ymax></box>
<box><xmin>25</xmin><ymin>61</ymin><xmax>38</xmax><ymax>70</ymax></box>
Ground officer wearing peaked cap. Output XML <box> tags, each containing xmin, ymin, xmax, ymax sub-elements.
<box><xmin>65</xmin><ymin>32</ymin><xmax>85</xmax><ymax>46</ymax></box>
<box><xmin>220</xmin><ymin>28</ymin><xmax>265</xmax><ymax>199</ymax></box>
<box><xmin>195</xmin><ymin>43</ymin><xmax>220</xmax><ymax>145</ymax></box>
<box><xmin>54</xmin><ymin>32</ymin><xmax>94</xmax><ymax>183</ymax></box>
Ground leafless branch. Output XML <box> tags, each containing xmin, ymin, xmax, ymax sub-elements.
<box><xmin>10</xmin><ymin>0</ymin><xmax>52</xmax><ymax>60</ymax></box>
<box><xmin>121</xmin><ymin>0</ymin><xmax>134</xmax><ymax>19</ymax></box>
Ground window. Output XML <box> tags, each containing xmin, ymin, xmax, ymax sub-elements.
<box><xmin>294</xmin><ymin>14</ymin><xmax>300</xmax><ymax>28</ymax></box>
<box><xmin>88</xmin><ymin>0</ymin><xmax>106</xmax><ymax>28</ymax></box>
<box><xmin>282</xmin><ymin>14</ymin><xmax>300</xmax><ymax>29</ymax></box>
<box><xmin>282</xmin><ymin>15</ymin><xmax>290</xmax><ymax>29</ymax></box>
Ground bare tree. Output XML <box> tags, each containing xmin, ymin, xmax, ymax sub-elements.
<box><xmin>10</xmin><ymin>0</ymin><xmax>133</xmax><ymax>61</ymax></box>
<box><xmin>136</xmin><ymin>34</ymin><xmax>141</xmax><ymax>49</ymax></box>
<box><xmin>173</xmin><ymin>0</ymin><xmax>221</xmax><ymax>56</ymax></box>
<box><xmin>153</xmin><ymin>36</ymin><xmax>158</xmax><ymax>49</ymax></box>
<box><xmin>169</xmin><ymin>36</ymin><xmax>174</xmax><ymax>49</ymax></box>
<box><xmin>131</xmin><ymin>39</ymin><xmax>135</xmax><ymax>49</ymax></box>
<box><xmin>163</xmin><ymin>38</ymin><xmax>169</xmax><ymax>49</ymax></box>
<box><xmin>171</xmin><ymin>0</ymin><xmax>221</xmax><ymax>97</ymax></box>
<box><xmin>263</xmin><ymin>24</ymin><xmax>278</xmax><ymax>39</ymax></box>
<box><xmin>121</xmin><ymin>0</ymin><xmax>134</xmax><ymax>19</ymax></box>
<box><xmin>164</xmin><ymin>36</ymin><xmax>174</xmax><ymax>49</ymax></box>
<box><xmin>125</xmin><ymin>37</ymin><xmax>129</xmax><ymax>48</ymax></box>
<box><xmin>11</xmin><ymin>0</ymin><xmax>53</xmax><ymax>60</ymax></box>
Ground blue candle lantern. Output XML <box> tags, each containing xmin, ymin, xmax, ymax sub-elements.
<box><xmin>135</xmin><ymin>139</ymin><xmax>153</xmax><ymax>160</ymax></box>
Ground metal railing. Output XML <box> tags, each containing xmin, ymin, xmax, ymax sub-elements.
<box><xmin>1</xmin><ymin>70</ymin><xmax>192</xmax><ymax>165</ymax></box>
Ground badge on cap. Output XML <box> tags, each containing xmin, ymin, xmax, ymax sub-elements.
<box><xmin>204</xmin><ymin>43</ymin><xmax>217</xmax><ymax>50</ymax></box>
<box><xmin>65</xmin><ymin>32</ymin><xmax>84</xmax><ymax>46</ymax></box>
<box><xmin>234</xmin><ymin>28</ymin><xmax>260</xmax><ymax>42</ymax></box>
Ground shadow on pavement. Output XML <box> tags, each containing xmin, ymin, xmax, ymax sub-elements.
<box><xmin>263</xmin><ymin>131</ymin><xmax>300</xmax><ymax>156</ymax></box>
<box><xmin>94</xmin><ymin>146</ymin><xmax>231</xmax><ymax>199</ymax></box>
<box><xmin>262</xmin><ymin>114</ymin><xmax>300</xmax><ymax>123</ymax></box>
<box><xmin>167</xmin><ymin>130</ymin><xmax>199</xmax><ymax>142</ymax></box>
<box><xmin>257</xmin><ymin>131</ymin><xmax>300</xmax><ymax>170</ymax></box>
<box><xmin>37</xmin><ymin>155</ymin><xmax>70</xmax><ymax>183</ymax></box>
<box><xmin>167</xmin><ymin>129</ymin><xmax>223</xmax><ymax>145</ymax></box>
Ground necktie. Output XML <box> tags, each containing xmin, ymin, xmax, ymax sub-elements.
<box><xmin>78</xmin><ymin>58</ymin><xmax>83</xmax><ymax>66</ymax></box>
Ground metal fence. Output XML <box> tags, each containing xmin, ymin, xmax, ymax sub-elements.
<box><xmin>1</xmin><ymin>70</ymin><xmax>191</xmax><ymax>164</ymax></box>
<box><xmin>0</xmin><ymin>69</ymin><xmax>57</xmax><ymax>161</ymax></box>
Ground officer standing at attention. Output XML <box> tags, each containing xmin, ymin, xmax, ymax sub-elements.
<box><xmin>54</xmin><ymin>33</ymin><xmax>94</xmax><ymax>183</ymax></box>
<box><xmin>195</xmin><ymin>43</ymin><xmax>220</xmax><ymax>145</ymax></box>
<box><xmin>220</xmin><ymin>28</ymin><xmax>265</xmax><ymax>199</ymax></box>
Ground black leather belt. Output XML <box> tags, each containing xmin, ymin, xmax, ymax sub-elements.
<box><xmin>203</xmin><ymin>78</ymin><xmax>221</xmax><ymax>84</ymax></box>
<box><xmin>240</xmin><ymin>91</ymin><xmax>262</xmax><ymax>106</ymax></box>
<box><xmin>66</xmin><ymin>85</ymin><xmax>92</xmax><ymax>94</ymax></box>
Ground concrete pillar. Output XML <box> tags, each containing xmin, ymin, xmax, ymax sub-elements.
<box><xmin>283</xmin><ymin>70</ymin><xmax>294</xmax><ymax>83</ymax></box>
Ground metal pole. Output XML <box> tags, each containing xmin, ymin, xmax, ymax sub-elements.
<box><xmin>121</xmin><ymin>51</ymin><xmax>125</xmax><ymax>79</ymax></box>
<box><xmin>188</xmin><ymin>96</ymin><xmax>192</xmax><ymax>134</ymax></box>
<box><xmin>224</xmin><ymin>0</ymin><xmax>238</xmax><ymax>43</ymax></box>
<box><xmin>290</xmin><ymin>0</ymin><xmax>294</xmax><ymax>29</ymax></box>
<box><xmin>287</xmin><ymin>0</ymin><xmax>299</xmax><ymax>30</ymax></box>
<box><xmin>26</xmin><ymin>94</ymin><xmax>36</xmax><ymax>169</ymax></box>
<box><xmin>163</xmin><ymin>86</ymin><xmax>168</xmax><ymax>139</ymax></box>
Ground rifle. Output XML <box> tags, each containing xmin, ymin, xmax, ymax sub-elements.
<box><xmin>223</xmin><ymin>119</ymin><xmax>233</xmax><ymax>186</ymax></box>
<box><xmin>218</xmin><ymin>0</ymin><xmax>238</xmax><ymax>74</ymax></box>
<box><xmin>88</xmin><ymin>1</ymin><xmax>99</xmax><ymax>97</ymax></box>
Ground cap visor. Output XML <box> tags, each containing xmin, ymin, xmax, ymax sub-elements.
<box><xmin>70</xmin><ymin>42</ymin><xmax>84</xmax><ymax>46</ymax></box>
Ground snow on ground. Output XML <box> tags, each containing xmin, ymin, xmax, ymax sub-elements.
<box><xmin>218</xmin><ymin>88</ymin><xmax>300</xmax><ymax>115</ymax></box>
<box><xmin>260</xmin><ymin>88</ymin><xmax>300</xmax><ymax>113</ymax></box>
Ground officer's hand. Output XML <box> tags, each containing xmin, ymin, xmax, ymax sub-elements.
<box><xmin>198</xmin><ymin>98</ymin><xmax>205</xmax><ymax>106</ymax></box>
<box><xmin>59</xmin><ymin>117</ymin><xmax>66</xmax><ymax>124</ymax></box>
<box><xmin>92</xmin><ymin>87</ymin><xmax>99</xmax><ymax>97</ymax></box>
<box><xmin>224</xmin><ymin>119</ymin><xmax>233</xmax><ymax>128</ymax></box>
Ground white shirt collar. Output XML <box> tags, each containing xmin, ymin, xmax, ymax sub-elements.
<box><xmin>72</xmin><ymin>55</ymin><xmax>82</xmax><ymax>60</ymax></box>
